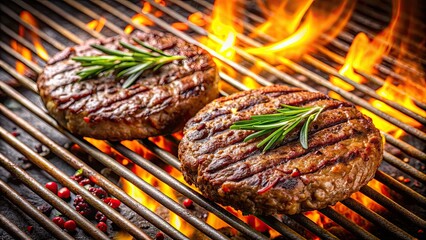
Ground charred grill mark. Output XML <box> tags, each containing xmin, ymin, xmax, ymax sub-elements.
<box><xmin>192</xmin><ymin>89</ymin><xmax>306</xmax><ymax>126</ymax></box>
<box><xmin>192</xmin><ymin>102</ymin><xmax>360</xmax><ymax>160</ymax></box>
<box><xmin>244</xmin><ymin>146</ymin><xmax>362</xmax><ymax>192</ymax></box>
<box><xmin>204</xmin><ymin>118</ymin><xmax>371</xmax><ymax>186</ymax></box>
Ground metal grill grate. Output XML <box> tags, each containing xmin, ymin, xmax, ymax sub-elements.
<box><xmin>0</xmin><ymin>0</ymin><xmax>425</xmax><ymax>239</ymax></box>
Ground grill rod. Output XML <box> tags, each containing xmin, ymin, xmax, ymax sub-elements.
<box><xmin>0</xmin><ymin>2</ymin><xmax>346</xmax><ymax>238</ymax></box>
<box><xmin>0</xmin><ymin>104</ymin><xmax>188</xmax><ymax>240</ymax></box>
<box><xmin>110</xmin><ymin>142</ymin><xmax>306</xmax><ymax>240</ymax></box>
<box><xmin>341</xmin><ymin>198</ymin><xmax>413</xmax><ymax>240</ymax></box>
<box><xmin>116</xmin><ymin>0</ymin><xmax>426</xmax><ymax>180</ymax></box>
<box><xmin>0</xmin><ymin>14</ymin><xmax>272</xmax><ymax>240</ymax></box>
<box><xmin>0</xmin><ymin>178</ymin><xmax>74</xmax><ymax>240</ymax></box>
<box><xmin>2</xmin><ymin>0</ymin><xmax>422</xmax><ymax>210</ymax></box>
<box><xmin>0</xmin><ymin>89</ymin><xmax>265</xmax><ymax>239</ymax></box>
<box><xmin>1</xmin><ymin>58</ymin><xmax>422</xmax><ymax>240</ymax></box>
<box><xmin>0</xmin><ymin>212</ymin><xmax>31</xmax><ymax>240</ymax></box>
<box><xmin>0</xmin><ymin>150</ymin><xmax>110</xmax><ymax>240</ymax></box>
<box><xmin>164</xmin><ymin>0</ymin><xmax>426</xmax><ymax>161</ymax></box>
<box><xmin>143</xmin><ymin>129</ymin><xmax>422</xmax><ymax>238</ymax></box>
<box><xmin>145</xmin><ymin>136</ymin><xmax>426</xmax><ymax>229</ymax></box>
<box><xmin>134</xmin><ymin>0</ymin><xmax>426</xmax><ymax>141</ymax></box>
<box><xmin>0</xmin><ymin>79</ymin><xmax>228</xmax><ymax>240</ymax></box>
<box><xmin>3</xmin><ymin>0</ymin><xmax>426</xmax><ymax>165</ymax></box>
<box><xmin>194</xmin><ymin>0</ymin><xmax>425</xmax><ymax>88</ymax></box>
<box><xmin>81</xmin><ymin>2</ymin><xmax>420</xmax><ymax>163</ymax></box>
<box><xmin>0</xmin><ymin>11</ymin><xmax>277</xmax><ymax>239</ymax></box>
<box><xmin>1</xmin><ymin>1</ymin><xmax>424</xmax><ymax>238</ymax></box>
<box><xmin>0</xmin><ymin>126</ymin><xmax>152</xmax><ymax>240</ymax></box>
<box><xmin>360</xmin><ymin>186</ymin><xmax>426</xmax><ymax>228</ymax></box>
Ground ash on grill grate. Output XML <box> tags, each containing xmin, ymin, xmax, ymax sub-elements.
<box><xmin>1</xmin><ymin>0</ymin><xmax>425</xmax><ymax>239</ymax></box>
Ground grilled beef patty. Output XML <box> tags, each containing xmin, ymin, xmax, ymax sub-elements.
<box><xmin>37</xmin><ymin>31</ymin><xmax>218</xmax><ymax>140</ymax></box>
<box><xmin>179</xmin><ymin>85</ymin><xmax>383</xmax><ymax>215</ymax></box>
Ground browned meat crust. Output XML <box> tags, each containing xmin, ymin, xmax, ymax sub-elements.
<box><xmin>37</xmin><ymin>31</ymin><xmax>219</xmax><ymax>140</ymax></box>
<box><xmin>179</xmin><ymin>85</ymin><xmax>383</xmax><ymax>215</ymax></box>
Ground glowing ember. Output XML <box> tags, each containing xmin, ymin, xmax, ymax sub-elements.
<box><xmin>86</xmin><ymin>17</ymin><xmax>106</xmax><ymax>33</ymax></box>
<box><xmin>124</xmin><ymin>2</ymin><xmax>154</xmax><ymax>35</ymax></box>
<box><xmin>188</xmin><ymin>12</ymin><xmax>206</xmax><ymax>27</ymax></box>
<box><xmin>171</xmin><ymin>22</ymin><xmax>189</xmax><ymax>31</ymax></box>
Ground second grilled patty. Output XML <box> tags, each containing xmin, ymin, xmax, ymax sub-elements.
<box><xmin>179</xmin><ymin>85</ymin><xmax>383</xmax><ymax>215</ymax></box>
<box><xmin>37</xmin><ymin>31</ymin><xmax>219</xmax><ymax>140</ymax></box>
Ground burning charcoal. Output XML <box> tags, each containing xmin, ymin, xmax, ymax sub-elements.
<box><xmin>37</xmin><ymin>203</ymin><xmax>53</xmax><ymax>215</ymax></box>
<box><xmin>27</xmin><ymin>225</ymin><xmax>33</xmax><ymax>233</ymax></box>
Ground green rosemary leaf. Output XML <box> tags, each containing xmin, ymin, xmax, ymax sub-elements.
<box><xmin>122</xmin><ymin>70</ymin><xmax>144</xmax><ymax>89</ymax></box>
<box><xmin>90</xmin><ymin>44</ymin><xmax>132</xmax><ymax>57</ymax></box>
<box><xmin>230</xmin><ymin>105</ymin><xmax>325</xmax><ymax>153</ymax></box>
<box><xmin>133</xmin><ymin>38</ymin><xmax>168</xmax><ymax>56</ymax></box>
<box><xmin>73</xmin><ymin>40</ymin><xmax>186</xmax><ymax>88</ymax></box>
<box><xmin>244</xmin><ymin>129</ymin><xmax>274</xmax><ymax>142</ymax></box>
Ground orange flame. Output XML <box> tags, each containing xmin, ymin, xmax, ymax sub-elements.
<box><xmin>85</xmin><ymin>137</ymin><xmax>194</xmax><ymax>238</ymax></box>
<box><xmin>361</xmin><ymin>81</ymin><xmax>426</xmax><ymax>139</ymax></box>
<box><xmin>330</xmin><ymin>0</ymin><xmax>399</xmax><ymax>92</ymax></box>
<box><xmin>331</xmin><ymin>0</ymin><xmax>425</xmax><ymax>138</ymax></box>
<box><xmin>19</xmin><ymin>11</ymin><xmax>49</xmax><ymax>61</ymax></box>
<box><xmin>10</xmin><ymin>40</ymin><xmax>32</xmax><ymax>75</ymax></box>
<box><xmin>86</xmin><ymin>17</ymin><xmax>106</xmax><ymax>33</ymax></box>
<box><xmin>247</xmin><ymin>0</ymin><xmax>354</xmax><ymax>60</ymax></box>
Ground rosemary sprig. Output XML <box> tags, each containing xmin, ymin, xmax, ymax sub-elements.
<box><xmin>230</xmin><ymin>104</ymin><xmax>325</xmax><ymax>153</ymax></box>
<box><xmin>72</xmin><ymin>38</ymin><xmax>186</xmax><ymax>88</ymax></box>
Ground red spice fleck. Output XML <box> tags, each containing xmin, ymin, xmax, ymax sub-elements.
<box><xmin>97</xmin><ymin>222</ymin><xmax>107</xmax><ymax>232</ymax></box>
<box><xmin>52</xmin><ymin>216</ymin><xmax>65</xmax><ymax>228</ymax></box>
<box><xmin>45</xmin><ymin>182</ymin><xmax>58</xmax><ymax>195</ymax></box>
<box><xmin>290</xmin><ymin>168</ymin><xmax>301</xmax><ymax>177</ymax></box>
<box><xmin>108</xmin><ymin>198</ymin><xmax>121</xmax><ymax>209</ymax></box>
<box><xmin>27</xmin><ymin>225</ymin><xmax>33</xmax><ymax>233</ymax></box>
<box><xmin>11</xmin><ymin>131</ymin><xmax>20</xmax><ymax>137</ymax></box>
<box><xmin>183</xmin><ymin>198</ymin><xmax>193</xmax><ymax>208</ymax></box>
<box><xmin>221</xmin><ymin>185</ymin><xmax>231</xmax><ymax>193</ymax></box>
<box><xmin>155</xmin><ymin>231</ymin><xmax>165</xmax><ymax>240</ymax></box>
<box><xmin>58</xmin><ymin>187</ymin><xmax>71</xmax><ymax>199</ymax></box>
<box><xmin>257</xmin><ymin>178</ymin><xmax>280</xmax><ymax>194</ymax></box>
<box><xmin>83</xmin><ymin>117</ymin><xmax>90</xmax><ymax>123</ymax></box>
<box><xmin>64</xmin><ymin>220</ymin><xmax>77</xmax><ymax>232</ymax></box>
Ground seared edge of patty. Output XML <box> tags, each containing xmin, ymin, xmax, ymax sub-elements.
<box><xmin>37</xmin><ymin>31</ymin><xmax>219</xmax><ymax>140</ymax></box>
<box><xmin>179</xmin><ymin>85</ymin><xmax>383</xmax><ymax>215</ymax></box>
